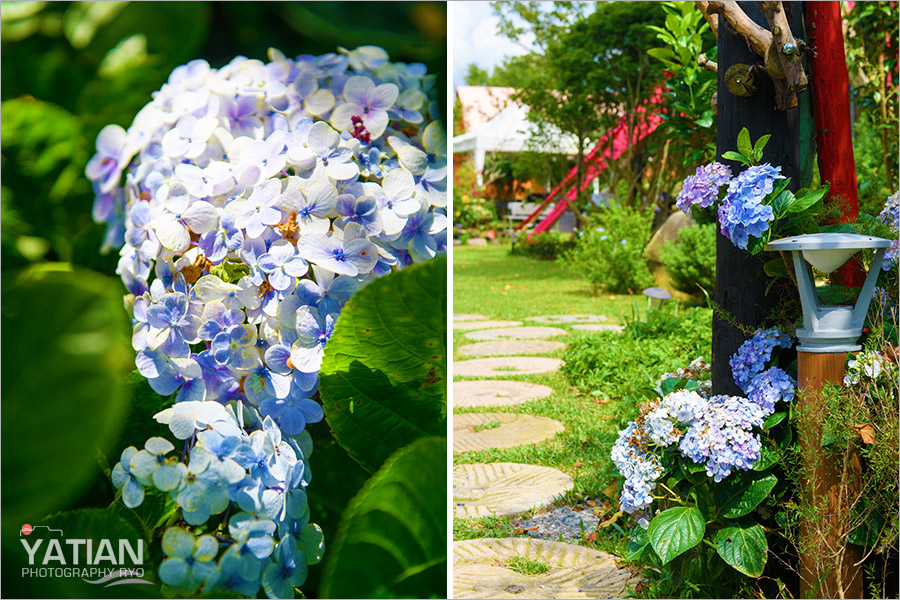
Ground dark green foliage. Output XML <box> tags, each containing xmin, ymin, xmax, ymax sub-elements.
<box><xmin>660</xmin><ymin>223</ymin><xmax>717</xmax><ymax>296</ymax></box>
<box><xmin>563</xmin><ymin>204</ymin><xmax>655</xmax><ymax>294</ymax></box>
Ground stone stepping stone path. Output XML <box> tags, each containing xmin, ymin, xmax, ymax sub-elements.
<box><xmin>457</xmin><ymin>340</ymin><xmax>566</xmax><ymax>357</ymax></box>
<box><xmin>453</xmin><ymin>538</ymin><xmax>638</xmax><ymax>599</ymax></box>
<box><xmin>454</xmin><ymin>320</ymin><xmax>524</xmax><ymax>331</ymax></box>
<box><xmin>455</xmin><ymin>357</ymin><xmax>563</xmax><ymax>378</ymax></box>
<box><xmin>453</xmin><ymin>462</ymin><xmax>574</xmax><ymax>518</ymax></box>
<box><xmin>526</xmin><ymin>314</ymin><xmax>606</xmax><ymax>324</ymax></box>
<box><xmin>454</xmin><ymin>380</ymin><xmax>554</xmax><ymax>408</ymax></box>
<box><xmin>465</xmin><ymin>326</ymin><xmax>568</xmax><ymax>341</ymax></box>
<box><xmin>455</xmin><ymin>314</ymin><xmax>488</xmax><ymax>321</ymax></box>
<box><xmin>454</xmin><ymin>413</ymin><xmax>564</xmax><ymax>453</ymax></box>
<box><xmin>572</xmin><ymin>324</ymin><xmax>624</xmax><ymax>333</ymax></box>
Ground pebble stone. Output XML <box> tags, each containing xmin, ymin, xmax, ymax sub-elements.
<box><xmin>454</xmin><ymin>320</ymin><xmax>524</xmax><ymax>331</ymax></box>
<box><xmin>465</xmin><ymin>326</ymin><xmax>568</xmax><ymax>341</ymax></box>
<box><xmin>453</xmin><ymin>380</ymin><xmax>554</xmax><ymax>408</ymax></box>
<box><xmin>453</xmin><ymin>462</ymin><xmax>574</xmax><ymax>518</ymax></box>
<box><xmin>453</xmin><ymin>538</ymin><xmax>639</xmax><ymax>599</ymax></box>
<box><xmin>454</xmin><ymin>413</ymin><xmax>564</xmax><ymax>453</ymax></box>
<box><xmin>454</xmin><ymin>357</ymin><xmax>563</xmax><ymax>378</ymax></box>
<box><xmin>571</xmin><ymin>324</ymin><xmax>625</xmax><ymax>333</ymax></box>
<box><xmin>514</xmin><ymin>506</ymin><xmax>600</xmax><ymax>542</ymax></box>
<box><xmin>457</xmin><ymin>340</ymin><xmax>566</xmax><ymax>357</ymax></box>
<box><xmin>526</xmin><ymin>314</ymin><xmax>607</xmax><ymax>324</ymax></box>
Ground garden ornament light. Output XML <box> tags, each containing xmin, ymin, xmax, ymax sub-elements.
<box><xmin>765</xmin><ymin>233</ymin><xmax>891</xmax><ymax>352</ymax></box>
<box><xmin>642</xmin><ymin>286</ymin><xmax>672</xmax><ymax>309</ymax></box>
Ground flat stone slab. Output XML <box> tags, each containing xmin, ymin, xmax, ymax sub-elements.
<box><xmin>453</xmin><ymin>538</ymin><xmax>638</xmax><ymax>599</ymax></box>
<box><xmin>454</xmin><ymin>314</ymin><xmax>488</xmax><ymax>322</ymax></box>
<box><xmin>454</xmin><ymin>357</ymin><xmax>563</xmax><ymax>378</ymax></box>
<box><xmin>454</xmin><ymin>462</ymin><xmax>574</xmax><ymax>518</ymax></box>
<box><xmin>526</xmin><ymin>314</ymin><xmax>607</xmax><ymax>324</ymax></box>
<box><xmin>454</xmin><ymin>380</ymin><xmax>554</xmax><ymax>408</ymax></box>
<box><xmin>457</xmin><ymin>340</ymin><xmax>566</xmax><ymax>357</ymax></box>
<box><xmin>454</xmin><ymin>413</ymin><xmax>564</xmax><ymax>453</ymax></box>
<box><xmin>465</xmin><ymin>326</ymin><xmax>568</xmax><ymax>341</ymax></box>
<box><xmin>454</xmin><ymin>320</ymin><xmax>524</xmax><ymax>331</ymax></box>
<box><xmin>572</xmin><ymin>324</ymin><xmax>625</xmax><ymax>333</ymax></box>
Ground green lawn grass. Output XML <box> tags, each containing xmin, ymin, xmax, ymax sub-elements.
<box><xmin>452</xmin><ymin>244</ymin><xmax>651</xmax><ymax>555</ymax></box>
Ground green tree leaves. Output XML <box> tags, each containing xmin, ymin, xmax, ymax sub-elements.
<box><xmin>319</xmin><ymin>256</ymin><xmax>446</xmax><ymax>474</ymax></box>
<box><xmin>319</xmin><ymin>437</ymin><xmax>446</xmax><ymax>599</ymax></box>
<box><xmin>714</xmin><ymin>521</ymin><xmax>768</xmax><ymax>577</ymax></box>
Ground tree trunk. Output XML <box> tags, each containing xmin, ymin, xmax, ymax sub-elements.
<box><xmin>712</xmin><ymin>1</ymin><xmax>815</xmax><ymax>396</ymax></box>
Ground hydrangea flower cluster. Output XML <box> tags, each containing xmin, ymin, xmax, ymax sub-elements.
<box><xmin>878</xmin><ymin>192</ymin><xmax>899</xmax><ymax>271</ymax></box>
<box><xmin>675</xmin><ymin>162</ymin><xmax>732</xmax><ymax>214</ymax></box>
<box><xmin>612</xmin><ymin>331</ymin><xmax>796</xmax><ymax>512</ymax></box>
<box><xmin>717</xmin><ymin>164</ymin><xmax>782</xmax><ymax>250</ymax></box>
<box><xmin>655</xmin><ymin>357</ymin><xmax>712</xmax><ymax>399</ymax></box>
<box><xmin>94</xmin><ymin>45</ymin><xmax>446</xmax><ymax>599</ymax></box>
<box><xmin>843</xmin><ymin>349</ymin><xmax>896</xmax><ymax>387</ymax></box>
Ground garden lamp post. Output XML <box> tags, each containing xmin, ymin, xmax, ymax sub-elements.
<box><xmin>766</xmin><ymin>233</ymin><xmax>890</xmax><ymax>599</ymax></box>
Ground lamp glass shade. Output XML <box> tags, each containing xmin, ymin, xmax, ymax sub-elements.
<box><xmin>800</xmin><ymin>247</ymin><xmax>859</xmax><ymax>273</ymax></box>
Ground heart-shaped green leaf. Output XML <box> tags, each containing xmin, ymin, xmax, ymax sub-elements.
<box><xmin>714</xmin><ymin>520</ymin><xmax>768</xmax><ymax>577</ymax></box>
<box><xmin>648</xmin><ymin>506</ymin><xmax>705</xmax><ymax>564</ymax></box>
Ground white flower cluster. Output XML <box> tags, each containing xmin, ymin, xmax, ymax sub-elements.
<box><xmin>844</xmin><ymin>349</ymin><xmax>896</xmax><ymax>387</ymax></box>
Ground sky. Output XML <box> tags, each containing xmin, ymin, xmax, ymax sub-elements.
<box><xmin>452</xmin><ymin>1</ymin><xmax>533</xmax><ymax>89</ymax></box>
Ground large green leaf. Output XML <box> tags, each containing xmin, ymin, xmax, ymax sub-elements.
<box><xmin>1</xmin><ymin>266</ymin><xmax>132</xmax><ymax>536</ymax></box>
<box><xmin>715</xmin><ymin>473</ymin><xmax>778</xmax><ymax>519</ymax></box>
<box><xmin>320</xmin><ymin>256</ymin><xmax>446</xmax><ymax>473</ymax></box>
<box><xmin>714</xmin><ymin>521</ymin><xmax>768</xmax><ymax>577</ymax></box>
<box><xmin>319</xmin><ymin>436</ymin><xmax>446</xmax><ymax>599</ymax></box>
<box><xmin>648</xmin><ymin>506</ymin><xmax>705</xmax><ymax>565</ymax></box>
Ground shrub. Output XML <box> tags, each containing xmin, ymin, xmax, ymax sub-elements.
<box><xmin>510</xmin><ymin>232</ymin><xmax>576</xmax><ymax>260</ymax></box>
<box><xmin>455</xmin><ymin>193</ymin><xmax>497</xmax><ymax>228</ymax></box>
<box><xmin>659</xmin><ymin>222</ymin><xmax>717</xmax><ymax>295</ymax></box>
<box><xmin>561</xmin><ymin>306</ymin><xmax>712</xmax><ymax>398</ymax></box>
<box><xmin>563</xmin><ymin>204</ymin><xmax>654</xmax><ymax>293</ymax></box>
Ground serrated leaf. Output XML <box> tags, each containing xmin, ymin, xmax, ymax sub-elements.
<box><xmin>772</xmin><ymin>190</ymin><xmax>795</xmax><ymax>214</ymax></box>
<box><xmin>319</xmin><ymin>256</ymin><xmax>446</xmax><ymax>473</ymax></box>
<box><xmin>746</xmin><ymin>234</ymin><xmax>769</xmax><ymax>255</ymax></box>
<box><xmin>721</xmin><ymin>150</ymin><xmax>746</xmax><ymax>163</ymax></box>
<box><xmin>319</xmin><ymin>437</ymin><xmax>446</xmax><ymax>599</ymax></box>
<box><xmin>716</xmin><ymin>474</ymin><xmax>778</xmax><ymax>518</ymax></box>
<box><xmin>648</xmin><ymin>506</ymin><xmax>705</xmax><ymax>564</ymax></box>
<box><xmin>714</xmin><ymin>521</ymin><xmax>767</xmax><ymax>576</ymax></box>
<box><xmin>736</xmin><ymin>128</ymin><xmax>752</xmax><ymax>158</ymax></box>
<box><xmin>751</xmin><ymin>440</ymin><xmax>780</xmax><ymax>472</ymax></box>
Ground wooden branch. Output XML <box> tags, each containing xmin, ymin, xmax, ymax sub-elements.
<box><xmin>760</xmin><ymin>1</ymin><xmax>809</xmax><ymax>91</ymax></box>
<box><xmin>694</xmin><ymin>1</ymin><xmax>719</xmax><ymax>38</ymax></box>
<box><xmin>698</xmin><ymin>54</ymin><xmax>718</xmax><ymax>72</ymax></box>
<box><xmin>707</xmin><ymin>1</ymin><xmax>772</xmax><ymax>57</ymax></box>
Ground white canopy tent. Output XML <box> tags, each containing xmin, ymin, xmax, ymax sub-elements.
<box><xmin>452</xmin><ymin>103</ymin><xmax>580</xmax><ymax>186</ymax></box>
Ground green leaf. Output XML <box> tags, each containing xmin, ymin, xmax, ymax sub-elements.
<box><xmin>764</xmin><ymin>411</ymin><xmax>787</xmax><ymax>430</ymax></box>
<box><xmin>319</xmin><ymin>256</ymin><xmax>446</xmax><ymax>473</ymax></box>
<box><xmin>848</xmin><ymin>507</ymin><xmax>885</xmax><ymax>547</ymax></box>
<box><xmin>751</xmin><ymin>440</ymin><xmax>780</xmax><ymax>472</ymax></box>
<box><xmin>753</xmin><ymin>134</ymin><xmax>772</xmax><ymax>153</ymax></box>
<box><xmin>771</xmin><ymin>190</ymin><xmax>795</xmax><ymax>214</ymax></box>
<box><xmin>746</xmin><ymin>234</ymin><xmax>769</xmax><ymax>256</ymax></box>
<box><xmin>736</xmin><ymin>128</ymin><xmax>752</xmax><ymax>158</ymax></box>
<box><xmin>647</xmin><ymin>47</ymin><xmax>677</xmax><ymax>62</ymax></box>
<box><xmin>319</xmin><ymin>436</ymin><xmax>446</xmax><ymax>599</ymax></box>
<box><xmin>763</xmin><ymin>258</ymin><xmax>788</xmax><ymax>278</ymax></box>
<box><xmin>714</xmin><ymin>521</ymin><xmax>768</xmax><ymax>577</ymax></box>
<box><xmin>787</xmin><ymin>185</ymin><xmax>829</xmax><ymax>214</ymax></box>
<box><xmin>1</xmin><ymin>266</ymin><xmax>132</xmax><ymax>536</ymax></box>
<box><xmin>626</xmin><ymin>526</ymin><xmax>652</xmax><ymax>561</ymax></box>
<box><xmin>716</xmin><ymin>474</ymin><xmax>778</xmax><ymax>518</ymax></box>
<box><xmin>721</xmin><ymin>150</ymin><xmax>747</xmax><ymax>163</ymax></box>
<box><xmin>648</xmin><ymin>506</ymin><xmax>705</xmax><ymax>564</ymax></box>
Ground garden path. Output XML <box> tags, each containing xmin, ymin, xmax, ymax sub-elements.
<box><xmin>452</xmin><ymin>312</ymin><xmax>639</xmax><ymax>598</ymax></box>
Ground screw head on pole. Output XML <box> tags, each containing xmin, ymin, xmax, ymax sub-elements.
<box><xmin>782</xmin><ymin>42</ymin><xmax>796</xmax><ymax>56</ymax></box>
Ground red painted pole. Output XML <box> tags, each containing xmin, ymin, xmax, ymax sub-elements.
<box><xmin>806</xmin><ymin>2</ymin><xmax>865</xmax><ymax>287</ymax></box>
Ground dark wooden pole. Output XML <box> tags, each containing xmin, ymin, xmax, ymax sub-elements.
<box><xmin>806</xmin><ymin>1</ymin><xmax>865</xmax><ymax>288</ymax></box>
<box><xmin>712</xmin><ymin>1</ymin><xmax>814</xmax><ymax>396</ymax></box>
<box><xmin>797</xmin><ymin>351</ymin><xmax>863</xmax><ymax>599</ymax></box>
